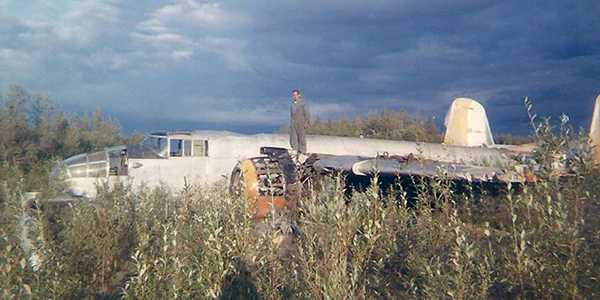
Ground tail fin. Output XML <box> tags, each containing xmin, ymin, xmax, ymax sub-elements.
<box><xmin>444</xmin><ymin>98</ymin><xmax>495</xmax><ymax>147</ymax></box>
<box><xmin>589</xmin><ymin>94</ymin><xmax>600</xmax><ymax>164</ymax></box>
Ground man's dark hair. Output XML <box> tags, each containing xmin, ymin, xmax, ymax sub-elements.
<box><xmin>292</xmin><ymin>89</ymin><xmax>301</xmax><ymax>94</ymax></box>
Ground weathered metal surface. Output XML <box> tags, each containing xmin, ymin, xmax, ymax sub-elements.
<box><xmin>234</xmin><ymin>156</ymin><xmax>286</xmax><ymax>218</ymax></box>
<box><xmin>350</xmin><ymin>159</ymin><xmax>523</xmax><ymax>183</ymax></box>
<box><xmin>54</xmin><ymin>128</ymin><xmax>522</xmax><ymax>198</ymax></box>
<box><xmin>444</xmin><ymin>98</ymin><xmax>494</xmax><ymax>147</ymax></box>
<box><xmin>55</xmin><ymin>95</ymin><xmax>600</xmax><ymax>199</ymax></box>
<box><xmin>313</xmin><ymin>154</ymin><xmax>524</xmax><ymax>183</ymax></box>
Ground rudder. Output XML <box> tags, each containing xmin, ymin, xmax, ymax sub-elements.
<box><xmin>444</xmin><ymin>98</ymin><xmax>495</xmax><ymax>147</ymax></box>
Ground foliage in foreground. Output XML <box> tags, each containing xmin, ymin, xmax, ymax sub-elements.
<box><xmin>1</xmin><ymin>87</ymin><xmax>598</xmax><ymax>298</ymax></box>
<box><xmin>1</xmin><ymin>140</ymin><xmax>599</xmax><ymax>299</ymax></box>
<box><xmin>0</xmin><ymin>85</ymin><xmax>143</xmax><ymax>192</ymax></box>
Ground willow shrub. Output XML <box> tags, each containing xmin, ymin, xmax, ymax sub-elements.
<box><xmin>2</xmin><ymin>107</ymin><xmax>600</xmax><ymax>299</ymax></box>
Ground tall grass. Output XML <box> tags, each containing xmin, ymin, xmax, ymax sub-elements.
<box><xmin>1</xmin><ymin>105</ymin><xmax>600</xmax><ymax>299</ymax></box>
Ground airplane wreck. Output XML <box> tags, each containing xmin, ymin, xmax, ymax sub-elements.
<box><xmin>20</xmin><ymin>95</ymin><xmax>600</xmax><ymax>270</ymax></box>
<box><xmin>47</xmin><ymin>97</ymin><xmax>563</xmax><ymax>217</ymax></box>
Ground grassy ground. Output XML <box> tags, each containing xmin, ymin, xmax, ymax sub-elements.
<box><xmin>1</xmin><ymin>159</ymin><xmax>599</xmax><ymax>299</ymax></box>
<box><xmin>1</xmin><ymin>91</ymin><xmax>599</xmax><ymax>299</ymax></box>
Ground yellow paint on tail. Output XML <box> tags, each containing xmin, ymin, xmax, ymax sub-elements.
<box><xmin>444</xmin><ymin>98</ymin><xmax>471</xmax><ymax>146</ymax></box>
<box><xmin>444</xmin><ymin>97</ymin><xmax>494</xmax><ymax>147</ymax></box>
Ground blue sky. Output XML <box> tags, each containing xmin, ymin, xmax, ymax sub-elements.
<box><xmin>1</xmin><ymin>0</ymin><xmax>599</xmax><ymax>135</ymax></box>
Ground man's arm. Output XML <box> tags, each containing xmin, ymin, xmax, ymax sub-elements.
<box><xmin>304</xmin><ymin>101</ymin><xmax>310</xmax><ymax>127</ymax></box>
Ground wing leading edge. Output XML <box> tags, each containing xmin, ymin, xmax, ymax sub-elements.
<box><xmin>312</xmin><ymin>154</ymin><xmax>526</xmax><ymax>184</ymax></box>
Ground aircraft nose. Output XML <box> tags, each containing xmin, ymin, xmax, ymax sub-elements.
<box><xmin>50</xmin><ymin>160</ymin><xmax>69</xmax><ymax>182</ymax></box>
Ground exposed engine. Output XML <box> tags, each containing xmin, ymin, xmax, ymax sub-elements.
<box><xmin>231</xmin><ymin>146</ymin><xmax>530</xmax><ymax>217</ymax></box>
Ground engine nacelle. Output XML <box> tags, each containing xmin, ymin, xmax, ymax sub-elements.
<box><xmin>230</xmin><ymin>156</ymin><xmax>286</xmax><ymax>218</ymax></box>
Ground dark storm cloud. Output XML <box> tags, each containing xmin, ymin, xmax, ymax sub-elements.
<box><xmin>0</xmin><ymin>0</ymin><xmax>598</xmax><ymax>135</ymax></box>
<box><xmin>232</xmin><ymin>0</ymin><xmax>600</xmax><ymax>134</ymax></box>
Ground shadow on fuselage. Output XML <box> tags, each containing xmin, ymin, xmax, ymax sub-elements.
<box><xmin>342</xmin><ymin>174</ymin><xmax>522</xmax><ymax>209</ymax></box>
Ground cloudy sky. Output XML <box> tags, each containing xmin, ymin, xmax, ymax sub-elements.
<box><xmin>1</xmin><ymin>0</ymin><xmax>598</xmax><ymax>135</ymax></box>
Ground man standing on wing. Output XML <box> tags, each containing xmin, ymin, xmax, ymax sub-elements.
<box><xmin>290</xmin><ymin>89</ymin><xmax>310</xmax><ymax>153</ymax></box>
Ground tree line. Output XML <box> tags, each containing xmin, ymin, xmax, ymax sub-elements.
<box><xmin>1</xmin><ymin>85</ymin><xmax>533</xmax><ymax>190</ymax></box>
<box><xmin>0</xmin><ymin>85</ymin><xmax>142</xmax><ymax>190</ymax></box>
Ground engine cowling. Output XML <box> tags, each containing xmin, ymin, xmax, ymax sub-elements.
<box><xmin>230</xmin><ymin>156</ymin><xmax>287</xmax><ymax>218</ymax></box>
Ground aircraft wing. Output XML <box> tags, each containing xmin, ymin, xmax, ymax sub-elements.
<box><xmin>311</xmin><ymin>154</ymin><xmax>525</xmax><ymax>184</ymax></box>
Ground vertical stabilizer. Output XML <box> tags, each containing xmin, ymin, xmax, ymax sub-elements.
<box><xmin>444</xmin><ymin>98</ymin><xmax>495</xmax><ymax>147</ymax></box>
<box><xmin>589</xmin><ymin>94</ymin><xmax>600</xmax><ymax>164</ymax></box>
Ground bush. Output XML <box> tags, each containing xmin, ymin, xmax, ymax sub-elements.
<box><xmin>1</xmin><ymin>90</ymin><xmax>598</xmax><ymax>298</ymax></box>
<box><xmin>281</xmin><ymin>109</ymin><xmax>443</xmax><ymax>143</ymax></box>
<box><xmin>0</xmin><ymin>85</ymin><xmax>143</xmax><ymax>192</ymax></box>
<box><xmin>2</xmin><ymin>156</ymin><xmax>598</xmax><ymax>298</ymax></box>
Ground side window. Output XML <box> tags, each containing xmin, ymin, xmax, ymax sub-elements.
<box><xmin>170</xmin><ymin>138</ymin><xmax>193</xmax><ymax>157</ymax></box>
<box><xmin>184</xmin><ymin>140</ymin><xmax>191</xmax><ymax>156</ymax></box>
<box><xmin>193</xmin><ymin>139</ymin><xmax>209</xmax><ymax>157</ymax></box>
<box><xmin>169</xmin><ymin>139</ymin><xmax>184</xmax><ymax>157</ymax></box>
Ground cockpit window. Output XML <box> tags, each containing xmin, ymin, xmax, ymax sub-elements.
<box><xmin>169</xmin><ymin>139</ymin><xmax>192</xmax><ymax>157</ymax></box>
<box><xmin>170</xmin><ymin>139</ymin><xmax>183</xmax><ymax>157</ymax></box>
<box><xmin>193</xmin><ymin>140</ymin><xmax>208</xmax><ymax>157</ymax></box>
<box><xmin>184</xmin><ymin>140</ymin><xmax>191</xmax><ymax>156</ymax></box>
<box><xmin>141</xmin><ymin>136</ymin><xmax>168</xmax><ymax>157</ymax></box>
<box><xmin>88</xmin><ymin>151</ymin><xmax>108</xmax><ymax>177</ymax></box>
